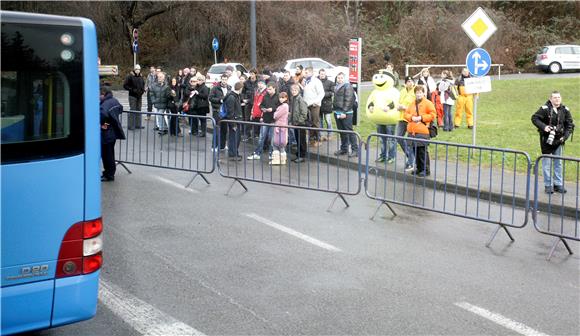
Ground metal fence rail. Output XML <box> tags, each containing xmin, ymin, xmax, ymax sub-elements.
<box><xmin>404</xmin><ymin>63</ymin><xmax>504</xmax><ymax>79</ymax></box>
<box><xmin>115</xmin><ymin>110</ymin><xmax>215</xmax><ymax>186</ymax></box>
<box><xmin>217</xmin><ymin>120</ymin><xmax>362</xmax><ymax>210</ymax></box>
<box><xmin>364</xmin><ymin>133</ymin><xmax>532</xmax><ymax>246</ymax></box>
<box><xmin>533</xmin><ymin>155</ymin><xmax>579</xmax><ymax>260</ymax></box>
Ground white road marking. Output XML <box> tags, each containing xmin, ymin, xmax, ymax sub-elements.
<box><xmin>245</xmin><ymin>213</ymin><xmax>341</xmax><ymax>252</ymax></box>
<box><xmin>455</xmin><ymin>302</ymin><xmax>549</xmax><ymax>336</ymax></box>
<box><xmin>155</xmin><ymin>176</ymin><xmax>199</xmax><ymax>193</ymax></box>
<box><xmin>99</xmin><ymin>280</ymin><xmax>205</xmax><ymax>336</ymax></box>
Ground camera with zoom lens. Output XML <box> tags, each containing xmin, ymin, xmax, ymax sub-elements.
<box><xmin>546</xmin><ymin>128</ymin><xmax>556</xmax><ymax>145</ymax></box>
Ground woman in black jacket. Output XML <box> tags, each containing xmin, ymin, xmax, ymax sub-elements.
<box><xmin>168</xmin><ymin>77</ymin><xmax>181</xmax><ymax>136</ymax></box>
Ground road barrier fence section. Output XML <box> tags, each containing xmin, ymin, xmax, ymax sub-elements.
<box><xmin>115</xmin><ymin>110</ymin><xmax>215</xmax><ymax>186</ymax></box>
<box><xmin>364</xmin><ymin>133</ymin><xmax>532</xmax><ymax>246</ymax></box>
<box><xmin>216</xmin><ymin>120</ymin><xmax>362</xmax><ymax>209</ymax></box>
<box><xmin>532</xmin><ymin>155</ymin><xmax>579</xmax><ymax>260</ymax></box>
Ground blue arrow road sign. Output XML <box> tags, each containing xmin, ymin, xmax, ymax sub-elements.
<box><xmin>132</xmin><ymin>41</ymin><xmax>139</xmax><ymax>54</ymax></box>
<box><xmin>212</xmin><ymin>37</ymin><xmax>219</xmax><ymax>51</ymax></box>
<box><xmin>466</xmin><ymin>48</ymin><xmax>491</xmax><ymax>77</ymax></box>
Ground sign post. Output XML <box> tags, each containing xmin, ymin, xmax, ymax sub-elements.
<box><xmin>461</xmin><ymin>7</ymin><xmax>497</xmax><ymax>147</ymax></box>
<box><xmin>132</xmin><ymin>28</ymin><xmax>138</xmax><ymax>68</ymax></box>
<box><xmin>212</xmin><ymin>37</ymin><xmax>219</xmax><ymax>64</ymax></box>
<box><xmin>348</xmin><ymin>38</ymin><xmax>362</xmax><ymax>125</ymax></box>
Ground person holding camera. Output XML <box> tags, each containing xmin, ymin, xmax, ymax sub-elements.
<box><xmin>531</xmin><ymin>91</ymin><xmax>575</xmax><ymax>194</ymax></box>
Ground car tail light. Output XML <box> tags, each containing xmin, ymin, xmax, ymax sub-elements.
<box><xmin>540</xmin><ymin>54</ymin><xmax>548</xmax><ymax>60</ymax></box>
<box><xmin>56</xmin><ymin>217</ymin><xmax>103</xmax><ymax>278</ymax></box>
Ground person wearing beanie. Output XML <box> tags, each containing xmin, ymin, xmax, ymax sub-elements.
<box><xmin>123</xmin><ymin>64</ymin><xmax>145</xmax><ymax>129</ymax></box>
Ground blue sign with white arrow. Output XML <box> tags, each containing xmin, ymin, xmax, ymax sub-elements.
<box><xmin>212</xmin><ymin>37</ymin><xmax>219</xmax><ymax>51</ymax></box>
<box><xmin>466</xmin><ymin>48</ymin><xmax>491</xmax><ymax>77</ymax></box>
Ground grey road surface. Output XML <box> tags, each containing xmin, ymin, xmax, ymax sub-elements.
<box><xmin>35</xmin><ymin>163</ymin><xmax>579</xmax><ymax>336</ymax></box>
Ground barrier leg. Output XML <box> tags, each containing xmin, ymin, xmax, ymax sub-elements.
<box><xmin>547</xmin><ymin>237</ymin><xmax>574</xmax><ymax>261</ymax></box>
<box><xmin>370</xmin><ymin>201</ymin><xmax>397</xmax><ymax>221</ymax></box>
<box><xmin>225</xmin><ymin>178</ymin><xmax>248</xmax><ymax>196</ymax></box>
<box><xmin>485</xmin><ymin>224</ymin><xmax>514</xmax><ymax>247</ymax></box>
<box><xmin>116</xmin><ymin>161</ymin><xmax>132</xmax><ymax>174</ymax></box>
<box><xmin>327</xmin><ymin>193</ymin><xmax>349</xmax><ymax>212</ymax></box>
<box><xmin>185</xmin><ymin>172</ymin><xmax>210</xmax><ymax>188</ymax></box>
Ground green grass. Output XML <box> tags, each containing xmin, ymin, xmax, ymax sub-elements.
<box><xmin>354</xmin><ymin>77</ymin><xmax>580</xmax><ymax>179</ymax></box>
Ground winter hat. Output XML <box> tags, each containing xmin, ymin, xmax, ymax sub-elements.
<box><xmin>134</xmin><ymin>64</ymin><xmax>141</xmax><ymax>70</ymax></box>
<box><xmin>404</xmin><ymin>76</ymin><xmax>413</xmax><ymax>83</ymax></box>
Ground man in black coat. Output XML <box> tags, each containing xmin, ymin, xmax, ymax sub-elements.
<box><xmin>222</xmin><ymin>82</ymin><xmax>244</xmax><ymax>160</ymax></box>
<box><xmin>531</xmin><ymin>91</ymin><xmax>575</xmax><ymax>194</ymax></box>
<box><xmin>123</xmin><ymin>64</ymin><xmax>145</xmax><ymax>129</ymax></box>
<box><xmin>100</xmin><ymin>86</ymin><xmax>126</xmax><ymax>182</ymax></box>
<box><xmin>209</xmin><ymin>74</ymin><xmax>231</xmax><ymax>150</ymax></box>
<box><xmin>318</xmin><ymin>69</ymin><xmax>335</xmax><ymax>141</ymax></box>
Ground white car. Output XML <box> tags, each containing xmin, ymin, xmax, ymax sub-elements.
<box><xmin>535</xmin><ymin>44</ymin><xmax>580</xmax><ymax>74</ymax></box>
<box><xmin>279</xmin><ymin>58</ymin><xmax>349</xmax><ymax>82</ymax></box>
<box><xmin>205</xmin><ymin>62</ymin><xmax>249</xmax><ymax>86</ymax></box>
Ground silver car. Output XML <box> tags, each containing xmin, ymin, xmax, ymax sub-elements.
<box><xmin>279</xmin><ymin>58</ymin><xmax>349</xmax><ymax>82</ymax></box>
<box><xmin>535</xmin><ymin>44</ymin><xmax>580</xmax><ymax>73</ymax></box>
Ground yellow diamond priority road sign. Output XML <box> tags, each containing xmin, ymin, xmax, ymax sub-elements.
<box><xmin>461</xmin><ymin>7</ymin><xmax>497</xmax><ymax>48</ymax></box>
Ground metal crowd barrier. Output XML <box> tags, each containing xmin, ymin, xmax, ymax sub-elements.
<box><xmin>217</xmin><ymin>120</ymin><xmax>362</xmax><ymax>210</ymax></box>
<box><xmin>115</xmin><ymin>110</ymin><xmax>216</xmax><ymax>187</ymax></box>
<box><xmin>365</xmin><ymin>133</ymin><xmax>532</xmax><ymax>246</ymax></box>
<box><xmin>533</xmin><ymin>155</ymin><xmax>579</xmax><ymax>260</ymax></box>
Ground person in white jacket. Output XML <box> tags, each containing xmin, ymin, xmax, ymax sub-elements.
<box><xmin>302</xmin><ymin>67</ymin><xmax>325</xmax><ymax>146</ymax></box>
<box><xmin>437</xmin><ymin>70</ymin><xmax>457</xmax><ymax>131</ymax></box>
<box><xmin>415</xmin><ymin>68</ymin><xmax>437</xmax><ymax>102</ymax></box>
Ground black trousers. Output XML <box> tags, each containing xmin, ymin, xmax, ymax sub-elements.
<box><xmin>294</xmin><ymin>128</ymin><xmax>307</xmax><ymax>158</ymax></box>
<box><xmin>335</xmin><ymin>114</ymin><xmax>358</xmax><ymax>152</ymax></box>
<box><xmin>414</xmin><ymin>144</ymin><xmax>430</xmax><ymax>174</ymax></box>
<box><xmin>191</xmin><ymin>107</ymin><xmax>208</xmax><ymax>135</ymax></box>
<box><xmin>128</xmin><ymin>95</ymin><xmax>142</xmax><ymax>129</ymax></box>
<box><xmin>101</xmin><ymin>141</ymin><xmax>116</xmax><ymax>178</ymax></box>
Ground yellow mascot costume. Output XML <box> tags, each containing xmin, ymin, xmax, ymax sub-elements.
<box><xmin>366</xmin><ymin>70</ymin><xmax>401</xmax><ymax>126</ymax></box>
<box><xmin>366</xmin><ymin>70</ymin><xmax>401</xmax><ymax>162</ymax></box>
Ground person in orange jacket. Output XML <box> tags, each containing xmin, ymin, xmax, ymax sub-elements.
<box><xmin>454</xmin><ymin>68</ymin><xmax>473</xmax><ymax>128</ymax></box>
<box><xmin>404</xmin><ymin>85</ymin><xmax>436</xmax><ymax>177</ymax></box>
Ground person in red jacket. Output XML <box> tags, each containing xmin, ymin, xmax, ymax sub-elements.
<box><xmin>404</xmin><ymin>85</ymin><xmax>436</xmax><ymax>177</ymax></box>
<box><xmin>250</xmin><ymin>79</ymin><xmax>266</xmax><ymax>138</ymax></box>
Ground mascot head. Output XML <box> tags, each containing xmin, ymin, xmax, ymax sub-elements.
<box><xmin>372</xmin><ymin>70</ymin><xmax>396</xmax><ymax>91</ymax></box>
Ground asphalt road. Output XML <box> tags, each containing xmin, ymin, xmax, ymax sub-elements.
<box><xmin>33</xmin><ymin>162</ymin><xmax>579</xmax><ymax>336</ymax></box>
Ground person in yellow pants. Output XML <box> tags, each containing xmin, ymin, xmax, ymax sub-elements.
<box><xmin>454</xmin><ymin>68</ymin><xmax>473</xmax><ymax>129</ymax></box>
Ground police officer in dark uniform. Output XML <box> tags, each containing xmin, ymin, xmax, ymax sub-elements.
<box><xmin>100</xmin><ymin>85</ymin><xmax>125</xmax><ymax>182</ymax></box>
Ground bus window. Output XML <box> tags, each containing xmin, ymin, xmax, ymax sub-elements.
<box><xmin>1</xmin><ymin>21</ymin><xmax>84</xmax><ymax>163</ymax></box>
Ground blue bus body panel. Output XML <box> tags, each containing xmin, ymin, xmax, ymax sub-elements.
<box><xmin>51</xmin><ymin>271</ymin><xmax>100</xmax><ymax>327</ymax></box>
<box><xmin>0</xmin><ymin>279</ymin><xmax>54</xmax><ymax>335</ymax></box>
<box><xmin>1</xmin><ymin>155</ymin><xmax>84</xmax><ymax>283</ymax></box>
<box><xmin>81</xmin><ymin>17</ymin><xmax>101</xmax><ymax>221</ymax></box>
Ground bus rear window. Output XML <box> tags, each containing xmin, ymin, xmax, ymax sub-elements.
<box><xmin>1</xmin><ymin>22</ymin><xmax>84</xmax><ymax>163</ymax></box>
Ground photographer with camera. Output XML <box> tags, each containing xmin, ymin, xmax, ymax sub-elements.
<box><xmin>531</xmin><ymin>91</ymin><xmax>575</xmax><ymax>194</ymax></box>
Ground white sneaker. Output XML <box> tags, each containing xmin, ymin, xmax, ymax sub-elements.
<box><xmin>404</xmin><ymin>164</ymin><xmax>415</xmax><ymax>172</ymax></box>
<box><xmin>247</xmin><ymin>153</ymin><xmax>261</xmax><ymax>160</ymax></box>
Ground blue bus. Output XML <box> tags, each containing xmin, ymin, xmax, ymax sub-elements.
<box><xmin>1</xmin><ymin>11</ymin><xmax>102</xmax><ymax>335</ymax></box>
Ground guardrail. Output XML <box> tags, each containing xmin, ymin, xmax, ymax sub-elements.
<box><xmin>115</xmin><ymin>110</ymin><xmax>215</xmax><ymax>187</ymax></box>
<box><xmin>405</xmin><ymin>63</ymin><xmax>504</xmax><ymax>79</ymax></box>
<box><xmin>364</xmin><ymin>133</ymin><xmax>532</xmax><ymax>246</ymax></box>
<box><xmin>216</xmin><ymin>120</ymin><xmax>362</xmax><ymax>210</ymax></box>
<box><xmin>532</xmin><ymin>155</ymin><xmax>579</xmax><ymax>260</ymax></box>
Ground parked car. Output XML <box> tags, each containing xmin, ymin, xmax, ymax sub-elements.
<box><xmin>535</xmin><ymin>44</ymin><xmax>580</xmax><ymax>74</ymax></box>
<box><xmin>278</xmin><ymin>58</ymin><xmax>349</xmax><ymax>82</ymax></box>
<box><xmin>205</xmin><ymin>62</ymin><xmax>249</xmax><ymax>86</ymax></box>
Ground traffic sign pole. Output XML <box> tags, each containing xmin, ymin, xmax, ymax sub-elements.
<box><xmin>472</xmin><ymin>95</ymin><xmax>478</xmax><ymax>147</ymax></box>
<box><xmin>212</xmin><ymin>37</ymin><xmax>219</xmax><ymax>64</ymax></box>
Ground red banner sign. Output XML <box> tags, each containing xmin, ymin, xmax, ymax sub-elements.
<box><xmin>348</xmin><ymin>39</ymin><xmax>361</xmax><ymax>83</ymax></box>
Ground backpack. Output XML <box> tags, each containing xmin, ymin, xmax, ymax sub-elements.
<box><xmin>219</xmin><ymin>102</ymin><xmax>228</xmax><ymax>119</ymax></box>
<box><xmin>448</xmin><ymin>84</ymin><xmax>458</xmax><ymax>100</ymax></box>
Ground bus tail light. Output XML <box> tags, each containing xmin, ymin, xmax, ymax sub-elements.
<box><xmin>56</xmin><ymin>218</ymin><xmax>103</xmax><ymax>278</ymax></box>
